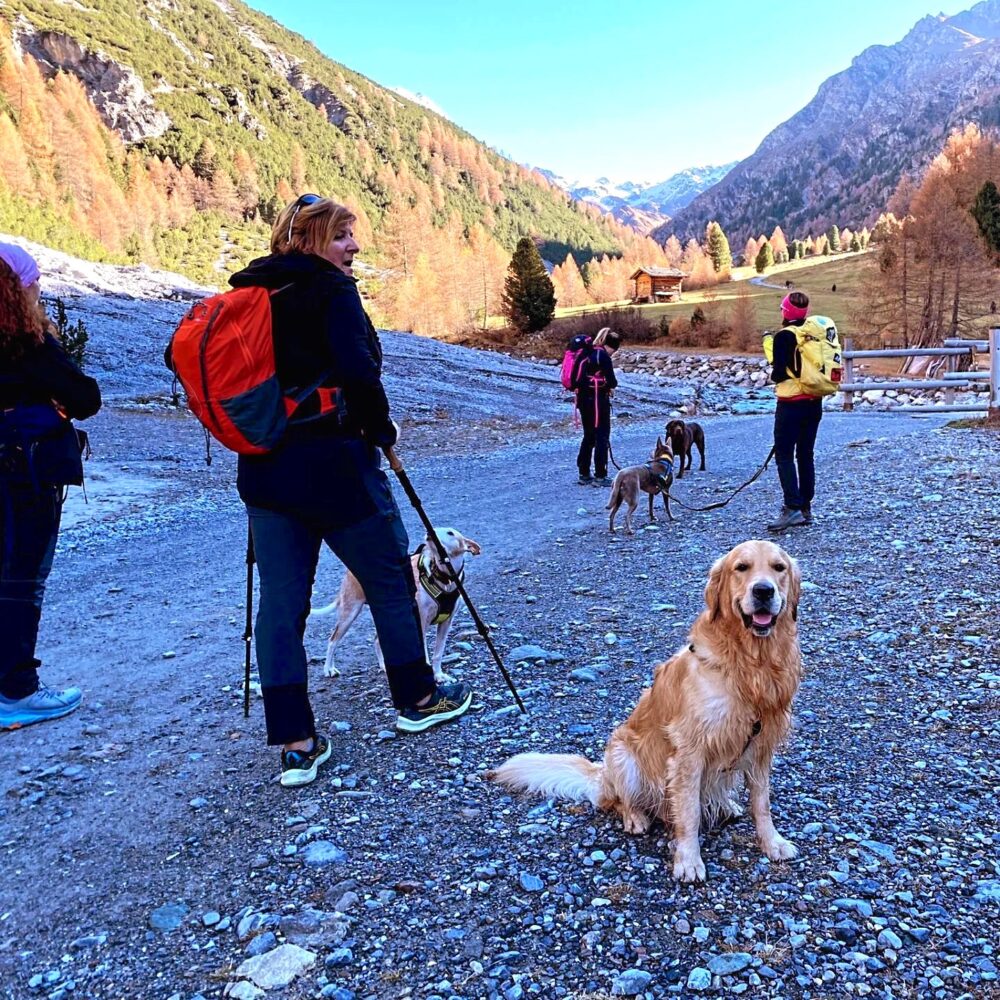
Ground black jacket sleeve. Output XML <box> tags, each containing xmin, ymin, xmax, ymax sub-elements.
<box><xmin>770</xmin><ymin>329</ymin><xmax>800</xmax><ymax>385</ymax></box>
<box><xmin>324</xmin><ymin>286</ymin><xmax>397</xmax><ymax>448</ymax></box>
<box><xmin>19</xmin><ymin>335</ymin><xmax>102</xmax><ymax>419</ymax></box>
<box><xmin>602</xmin><ymin>351</ymin><xmax>618</xmax><ymax>390</ymax></box>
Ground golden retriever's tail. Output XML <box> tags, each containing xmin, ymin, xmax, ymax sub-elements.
<box><xmin>309</xmin><ymin>598</ymin><xmax>338</xmax><ymax>617</ymax></box>
<box><xmin>489</xmin><ymin>753</ymin><xmax>602</xmax><ymax>806</ymax></box>
<box><xmin>606</xmin><ymin>473</ymin><xmax>623</xmax><ymax>511</ymax></box>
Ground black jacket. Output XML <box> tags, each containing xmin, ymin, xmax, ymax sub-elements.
<box><xmin>226</xmin><ymin>252</ymin><xmax>398</xmax><ymax>522</ymax></box>
<box><xmin>0</xmin><ymin>334</ymin><xmax>102</xmax><ymax>417</ymax></box>
<box><xmin>771</xmin><ymin>321</ymin><xmax>804</xmax><ymax>386</ymax></box>
<box><xmin>0</xmin><ymin>334</ymin><xmax>101</xmax><ymax>486</ymax></box>
<box><xmin>572</xmin><ymin>346</ymin><xmax>618</xmax><ymax>394</ymax></box>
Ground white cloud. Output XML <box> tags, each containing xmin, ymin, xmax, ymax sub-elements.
<box><xmin>391</xmin><ymin>86</ymin><xmax>449</xmax><ymax>120</ymax></box>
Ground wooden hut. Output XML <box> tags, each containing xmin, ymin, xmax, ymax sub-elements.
<box><xmin>630</xmin><ymin>266</ymin><xmax>687</xmax><ymax>303</ymax></box>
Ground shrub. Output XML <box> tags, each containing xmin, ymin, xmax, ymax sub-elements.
<box><xmin>48</xmin><ymin>297</ymin><xmax>89</xmax><ymax>369</ymax></box>
<box><xmin>534</xmin><ymin>306</ymin><xmax>658</xmax><ymax>355</ymax></box>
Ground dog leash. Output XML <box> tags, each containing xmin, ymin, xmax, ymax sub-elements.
<box><xmin>665</xmin><ymin>445</ymin><xmax>776</xmax><ymax>513</ymax></box>
<box><xmin>384</xmin><ymin>446</ymin><xmax>527</xmax><ymax>714</ymax></box>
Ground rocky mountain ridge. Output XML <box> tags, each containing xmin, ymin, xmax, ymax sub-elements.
<box><xmin>536</xmin><ymin>164</ymin><xmax>735</xmax><ymax>233</ymax></box>
<box><xmin>657</xmin><ymin>0</ymin><xmax>1000</xmax><ymax>246</ymax></box>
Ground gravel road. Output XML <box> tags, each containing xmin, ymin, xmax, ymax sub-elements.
<box><xmin>2</xmin><ymin>390</ymin><xmax>998</xmax><ymax>1000</ymax></box>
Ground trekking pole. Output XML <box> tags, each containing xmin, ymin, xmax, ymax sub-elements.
<box><xmin>243</xmin><ymin>519</ymin><xmax>255</xmax><ymax>718</ymax></box>
<box><xmin>383</xmin><ymin>447</ymin><xmax>527</xmax><ymax>714</ymax></box>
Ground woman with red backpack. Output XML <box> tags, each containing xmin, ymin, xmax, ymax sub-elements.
<box><xmin>572</xmin><ymin>327</ymin><xmax>621</xmax><ymax>486</ymax></box>
<box><xmin>220</xmin><ymin>195</ymin><xmax>473</xmax><ymax>787</ymax></box>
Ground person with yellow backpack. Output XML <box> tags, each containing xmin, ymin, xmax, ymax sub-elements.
<box><xmin>763</xmin><ymin>291</ymin><xmax>843</xmax><ymax>532</ymax></box>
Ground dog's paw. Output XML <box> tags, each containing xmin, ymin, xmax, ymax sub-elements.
<box><xmin>672</xmin><ymin>847</ymin><xmax>706</xmax><ymax>883</ymax></box>
<box><xmin>323</xmin><ymin>663</ymin><xmax>341</xmax><ymax>678</ymax></box>
<box><xmin>622</xmin><ymin>812</ymin><xmax>651</xmax><ymax>835</ymax></box>
<box><xmin>762</xmin><ymin>835</ymin><xmax>798</xmax><ymax>861</ymax></box>
<box><xmin>434</xmin><ymin>670</ymin><xmax>454</xmax><ymax>684</ymax></box>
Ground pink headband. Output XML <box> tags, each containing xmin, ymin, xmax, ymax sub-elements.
<box><xmin>780</xmin><ymin>294</ymin><xmax>808</xmax><ymax>321</ymax></box>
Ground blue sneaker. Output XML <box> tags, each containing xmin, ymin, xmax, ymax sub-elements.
<box><xmin>0</xmin><ymin>684</ymin><xmax>83</xmax><ymax>730</ymax></box>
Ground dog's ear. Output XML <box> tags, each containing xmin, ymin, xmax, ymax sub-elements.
<box><xmin>461</xmin><ymin>537</ymin><xmax>482</xmax><ymax>556</ymax></box>
<box><xmin>783</xmin><ymin>548</ymin><xmax>801</xmax><ymax>622</ymax></box>
<box><xmin>704</xmin><ymin>554</ymin><xmax>727</xmax><ymax>621</ymax></box>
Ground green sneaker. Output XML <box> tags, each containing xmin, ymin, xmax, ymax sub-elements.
<box><xmin>396</xmin><ymin>682</ymin><xmax>473</xmax><ymax>734</ymax></box>
<box><xmin>280</xmin><ymin>734</ymin><xmax>332</xmax><ymax>787</ymax></box>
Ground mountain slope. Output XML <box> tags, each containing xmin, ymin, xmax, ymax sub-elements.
<box><xmin>656</xmin><ymin>0</ymin><xmax>1000</xmax><ymax>246</ymax></box>
<box><xmin>0</xmin><ymin>0</ymin><xmax>624</xmax><ymax>282</ymax></box>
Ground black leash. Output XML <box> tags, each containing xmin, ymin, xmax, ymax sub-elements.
<box><xmin>665</xmin><ymin>446</ymin><xmax>776</xmax><ymax>513</ymax></box>
<box><xmin>243</xmin><ymin>519</ymin><xmax>255</xmax><ymax>718</ymax></box>
<box><xmin>384</xmin><ymin>447</ymin><xmax>526</xmax><ymax>714</ymax></box>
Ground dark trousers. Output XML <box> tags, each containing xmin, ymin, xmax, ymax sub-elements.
<box><xmin>577</xmin><ymin>392</ymin><xmax>611</xmax><ymax>478</ymax></box>
<box><xmin>247</xmin><ymin>474</ymin><xmax>435</xmax><ymax>745</ymax></box>
<box><xmin>773</xmin><ymin>398</ymin><xmax>823</xmax><ymax>510</ymax></box>
<box><xmin>0</xmin><ymin>484</ymin><xmax>61</xmax><ymax>699</ymax></box>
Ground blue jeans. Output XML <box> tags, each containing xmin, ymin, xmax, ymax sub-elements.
<box><xmin>0</xmin><ymin>484</ymin><xmax>61</xmax><ymax>699</ymax></box>
<box><xmin>773</xmin><ymin>398</ymin><xmax>823</xmax><ymax>510</ymax></box>
<box><xmin>247</xmin><ymin>466</ymin><xmax>435</xmax><ymax>745</ymax></box>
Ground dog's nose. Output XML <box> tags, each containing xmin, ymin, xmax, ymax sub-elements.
<box><xmin>752</xmin><ymin>582</ymin><xmax>775</xmax><ymax>603</ymax></box>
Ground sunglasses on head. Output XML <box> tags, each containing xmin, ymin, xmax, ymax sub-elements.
<box><xmin>286</xmin><ymin>193</ymin><xmax>321</xmax><ymax>244</ymax></box>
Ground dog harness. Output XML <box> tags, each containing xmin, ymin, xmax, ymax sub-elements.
<box><xmin>417</xmin><ymin>547</ymin><xmax>464</xmax><ymax>625</ymax></box>
<box><xmin>644</xmin><ymin>459</ymin><xmax>672</xmax><ymax>491</ymax></box>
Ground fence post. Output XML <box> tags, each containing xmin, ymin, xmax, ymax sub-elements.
<box><xmin>990</xmin><ymin>327</ymin><xmax>1000</xmax><ymax>419</ymax></box>
<box><xmin>843</xmin><ymin>337</ymin><xmax>854</xmax><ymax>411</ymax></box>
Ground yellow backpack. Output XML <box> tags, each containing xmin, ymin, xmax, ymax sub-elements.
<box><xmin>763</xmin><ymin>317</ymin><xmax>843</xmax><ymax>397</ymax></box>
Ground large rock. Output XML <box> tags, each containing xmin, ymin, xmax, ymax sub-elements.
<box><xmin>235</xmin><ymin>944</ymin><xmax>316</xmax><ymax>990</ymax></box>
<box><xmin>14</xmin><ymin>29</ymin><xmax>172</xmax><ymax>142</ymax></box>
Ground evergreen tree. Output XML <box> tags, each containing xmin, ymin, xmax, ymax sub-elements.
<box><xmin>971</xmin><ymin>180</ymin><xmax>1000</xmax><ymax>261</ymax></box>
<box><xmin>754</xmin><ymin>241</ymin><xmax>774</xmax><ymax>274</ymax></box>
<box><xmin>705</xmin><ymin>221</ymin><xmax>732</xmax><ymax>273</ymax></box>
<box><xmin>502</xmin><ymin>237</ymin><xmax>556</xmax><ymax>334</ymax></box>
<box><xmin>827</xmin><ymin>224</ymin><xmax>841</xmax><ymax>252</ymax></box>
<box><xmin>850</xmin><ymin>233</ymin><xmax>862</xmax><ymax>252</ymax></box>
<box><xmin>192</xmin><ymin>138</ymin><xmax>219</xmax><ymax>181</ymax></box>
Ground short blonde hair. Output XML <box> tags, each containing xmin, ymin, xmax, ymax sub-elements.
<box><xmin>271</xmin><ymin>195</ymin><xmax>356</xmax><ymax>256</ymax></box>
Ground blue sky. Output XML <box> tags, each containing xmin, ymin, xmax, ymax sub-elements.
<box><xmin>246</xmin><ymin>1</ymin><xmax>957</xmax><ymax>183</ymax></box>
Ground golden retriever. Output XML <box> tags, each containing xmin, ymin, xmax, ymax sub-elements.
<box><xmin>490</xmin><ymin>539</ymin><xmax>802</xmax><ymax>882</ymax></box>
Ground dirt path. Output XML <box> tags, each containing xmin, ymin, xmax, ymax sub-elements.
<box><xmin>2</xmin><ymin>407</ymin><xmax>998</xmax><ymax>1000</ymax></box>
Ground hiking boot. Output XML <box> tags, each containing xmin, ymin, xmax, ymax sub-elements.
<box><xmin>767</xmin><ymin>506</ymin><xmax>807</xmax><ymax>533</ymax></box>
<box><xmin>397</xmin><ymin>681</ymin><xmax>474</xmax><ymax>734</ymax></box>
<box><xmin>280</xmin><ymin>734</ymin><xmax>332</xmax><ymax>787</ymax></box>
<box><xmin>577</xmin><ymin>474</ymin><xmax>593</xmax><ymax>485</ymax></box>
<box><xmin>0</xmin><ymin>684</ymin><xmax>82</xmax><ymax>730</ymax></box>
<box><xmin>593</xmin><ymin>476</ymin><xmax>612</xmax><ymax>487</ymax></box>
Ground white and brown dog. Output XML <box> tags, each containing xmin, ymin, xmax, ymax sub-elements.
<box><xmin>310</xmin><ymin>527</ymin><xmax>482</xmax><ymax>683</ymax></box>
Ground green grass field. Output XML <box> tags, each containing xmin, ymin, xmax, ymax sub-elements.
<box><xmin>556</xmin><ymin>253</ymin><xmax>869</xmax><ymax>339</ymax></box>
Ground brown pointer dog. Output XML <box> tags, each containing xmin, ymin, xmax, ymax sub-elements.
<box><xmin>606</xmin><ymin>438</ymin><xmax>674</xmax><ymax>535</ymax></box>
<box><xmin>491</xmin><ymin>540</ymin><xmax>802</xmax><ymax>882</ymax></box>
<box><xmin>665</xmin><ymin>419</ymin><xmax>706</xmax><ymax>479</ymax></box>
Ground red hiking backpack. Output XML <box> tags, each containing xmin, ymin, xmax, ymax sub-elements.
<box><xmin>166</xmin><ymin>285</ymin><xmax>339</xmax><ymax>457</ymax></box>
<box><xmin>561</xmin><ymin>333</ymin><xmax>593</xmax><ymax>390</ymax></box>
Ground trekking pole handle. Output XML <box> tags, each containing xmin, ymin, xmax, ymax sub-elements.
<box><xmin>384</xmin><ymin>446</ymin><xmax>403</xmax><ymax>473</ymax></box>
